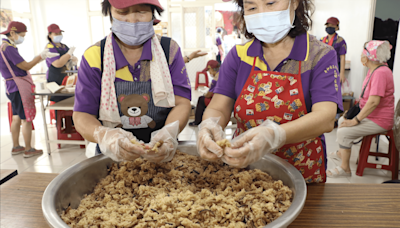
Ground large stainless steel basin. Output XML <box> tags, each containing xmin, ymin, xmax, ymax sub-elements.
<box><xmin>42</xmin><ymin>141</ymin><xmax>306</xmax><ymax>228</ymax></box>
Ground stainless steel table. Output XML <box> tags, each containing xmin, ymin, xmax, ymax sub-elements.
<box><xmin>33</xmin><ymin>89</ymin><xmax>86</xmax><ymax>154</ymax></box>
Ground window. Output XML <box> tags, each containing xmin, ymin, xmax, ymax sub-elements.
<box><xmin>87</xmin><ymin>0</ymin><xmax>111</xmax><ymax>43</ymax></box>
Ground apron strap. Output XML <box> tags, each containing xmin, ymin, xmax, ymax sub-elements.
<box><xmin>50</xmin><ymin>41</ymin><xmax>69</xmax><ymax>56</ymax></box>
<box><xmin>251</xmin><ymin>57</ymin><xmax>257</xmax><ymax>72</ymax></box>
<box><xmin>0</xmin><ymin>43</ymin><xmax>18</xmax><ymax>95</ymax></box>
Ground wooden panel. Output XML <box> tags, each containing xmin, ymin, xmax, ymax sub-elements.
<box><xmin>2</xmin><ymin>173</ymin><xmax>400</xmax><ymax>228</ymax></box>
<box><xmin>0</xmin><ymin>172</ymin><xmax>57</xmax><ymax>228</ymax></box>
<box><xmin>290</xmin><ymin>183</ymin><xmax>400</xmax><ymax>227</ymax></box>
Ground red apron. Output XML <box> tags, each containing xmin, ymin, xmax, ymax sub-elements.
<box><xmin>0</xmin><ymin>43</ymin><xmax>36</xmax><ymax>122</ymax></box>
<box><xmin>233</xmin><ymin>57</ymin><xmax>326</xmax><ymax>184</ymax></box>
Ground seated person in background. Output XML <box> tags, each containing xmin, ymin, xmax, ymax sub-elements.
<box><xmin>189</xmin><ymin>60</ymin><xmax>220</xmax><ymax>126</ymax></box>
<box><xmin>328</xmin><ymin>41</ymin><xmax>394</xmax><ymax>178</ymax></box>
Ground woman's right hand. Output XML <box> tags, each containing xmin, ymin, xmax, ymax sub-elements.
<box><xmin>197</xmin><ymin>117</ymin><xmax>225</xmax><ymax>161</ymax></box>
<box><xmin>93</xmin><ymin>126</ymin><xmax>146</xmax><ymax>162</ymax></box>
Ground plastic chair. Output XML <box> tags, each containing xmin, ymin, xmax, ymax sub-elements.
<box><xmin>53</xmin><ymin>75</ymin><xmax>84</xmax><ymax>149</ymax></box>
<box><xmin>195</xmin><ymin>71</ymin><xmax>209</xmax><ymax>90</ymax></box>
<box><xmin>49</xmin><ymin>101</ymin><xmax>56</xmax><ymax>124</ymax></box>
<box><xmin>56</xmin><ymin>110</ymin><xmax>85</xmax><ymax>149</ymax></box>
<box><xmin>8</xmin><ymin>102</ymin><xmax>34</xmax><ymax>131</ymax></box>
<box><xmin>356</xmin><ymin>130</ymin><xmax>399</xmax><ymax>180</ymax></box>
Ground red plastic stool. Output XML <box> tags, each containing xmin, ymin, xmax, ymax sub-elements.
<box><xmin>8</xmin><ymin>102</ymin><xmax>34</xmax><ymax>131</ymax></box>
<box><xmin>195</xmin><ymin>71</ymin><xmax>209</xmax><ymax>90</ymax></box>
<box><xmin>49</xmin><ymin>101</ymin><xmax>56</xmax><ymax>124</ymax></box>
<box><xmin>356</xmin><ymin>130</ymin><xmax>399</xmax><ymax>180</ymax></box>
<box><xmin>56</xmin><ymin>110</ymin><xmax>85</xmax><ymax>149</ymax></box>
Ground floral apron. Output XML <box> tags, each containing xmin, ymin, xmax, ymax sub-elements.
<box><xmin>233</xmin><ymin>57</ymin><xmax>326</xmax><ymax>183</ymax></box>
<box><xmin>0</xmin><ymin>43</ymin><xmax>36</xmax><ymax>122</ymax></box>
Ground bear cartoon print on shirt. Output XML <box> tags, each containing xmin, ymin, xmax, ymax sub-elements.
<box><xmin>118</xmin><ymin>93</ymin><xmax>156</xmax><ymax>129</ymax></box>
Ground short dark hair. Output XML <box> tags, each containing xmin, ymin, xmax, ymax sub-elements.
<box><xmin>233</xmin><ymin>0</ymin><xmax>314</xmax><ymax>39</ymax></box>
<box><xmin>101</xmin><ymin>0</ymin><xmax>163</xmax><ymax>22</ymax></box>
<box><xmin>47</xmin><ymin>33</ymin><xmax>52</xmax><ymax>43</ymax></box>
<box><xmin>5</xmin><ymin>31</ymin><xmax>22</xmax><ymax>38</ymax></box>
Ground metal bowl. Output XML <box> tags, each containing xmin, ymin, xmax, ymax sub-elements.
<box><xmin>42</xmin><ymin>141</ymin><xmax>306</xmax><ymax>228</ymax></box>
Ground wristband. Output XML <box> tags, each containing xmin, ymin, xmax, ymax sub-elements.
<box><xmin>186</xmin><ymin>55</ymin><xmax>190</xmax><ymax>63</ymax></box>
<box><xmin>355</xmin><ymin>116</ymin><xmax>361</xmax><ymax>124</ymax></box>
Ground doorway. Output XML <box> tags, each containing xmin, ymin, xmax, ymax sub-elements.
<box><xmin>373</xmin><ymin>0</ymin><xmax>399</xmax><ymax>70</ymax></box>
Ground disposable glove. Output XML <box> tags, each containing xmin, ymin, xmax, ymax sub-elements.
<box><xmin>93</xmin><ymin>126</ymin><xmax>146</xmax><ymax>162</ymax></box>
<box><xmin>71</xmin><ymin>56</ymin><xmax>78</xmax><ymax>66</ymax></box>
<box><xmin>67</xmin><ymin>46</ymin><xmax>76</xmax><ymax>59</ymax></box>
<box><xmin>197</xmin><ymin>117</ymin><xmax>225</xmax><ymax>161</ymax></box>
<box><xmin>142</xmin><ymin>121</ymin><xmax>180</xmax><ymax>163</ymax></box>
<box><xmin>223</xmin><ymin>120</ymin><xmax>286</xmax><ymax>168</ymax></box>
<box><xmin>40</xmin><ymin>49</ymin><xmax>59</xmax><ymax>59</ymax></box>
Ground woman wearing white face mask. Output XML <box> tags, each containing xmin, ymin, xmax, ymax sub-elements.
<box><xmin>198</xmin><ymin>0</ymin><xmax>343</xmax><ymax>183</ymax></box>
<box><xmin>73</xmin><ymin>0</ymin><xmax>191</xmax><ymax>163</ymax></box>
<box><xmin>0</xmin><ymin>21</ymin><xmax>59</xmax><ymax>157</ymax></box>
<box><xmin>46</xmin><ymin>24</ymin><xmax>77</xmax><ymax>102</ymax></box>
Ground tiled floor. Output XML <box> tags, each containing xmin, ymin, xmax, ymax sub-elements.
<box><xmin>0</xmin><ymin>91</ymin><xmax>397</xmax><ymax>183</ymax></box>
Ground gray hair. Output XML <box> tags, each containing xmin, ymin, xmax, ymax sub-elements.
<box><xmin>375</xmin><ymin>41</ymin><xmax>391</xmax><ymax>63</ymax></box>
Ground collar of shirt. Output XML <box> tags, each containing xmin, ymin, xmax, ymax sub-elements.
<box><xmin>111</xmin><ymin>35</ymin><xmax>152</xmax><ymax>71</ymax></box>
<box><xmin>50</xmin><ymin>41</ymin><xmax>65</xmax><ymax>49</ymax></box>
<box><xmin>323</xmin><ymin>33</ymin><xmax>338</xmax><ymax>43</ymax></box>
<box><xmin>247</xmin><ymin>32</ymin><xmax>310</xmax><ymax>62</ymax></box>
<box><xmin>2</xmin><ymin>38</ymin><xmax>16</xmax><ymax>48</ymax></box>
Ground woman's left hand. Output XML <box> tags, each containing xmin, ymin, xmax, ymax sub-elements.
<box><xmin>223</xmin><ymin>120</ymin><xmax>286</xmax><ymax>168</ymax></box>
<box><xmin>189</xmin><ymin>50</ymin><xmax>207</xmax><ymax>61</ymax></box>
<box><xmin>142</xmin><ymin>121</ymin><xmax>180</xmax><ymax>163</ymax></box>
<box><xmin>339</xmin><ymin>118</ymin><xmax>358</xmax><ymax>128</ymax></box>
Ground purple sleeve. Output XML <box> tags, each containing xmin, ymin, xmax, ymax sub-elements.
<box><xmin>74</xmin><ymin>56</ymin><xmax>102</xmax><ymax>116</ymax></box>
<box><xmin>208</xmin><ymin>80</ymin><xmax>217</xmax><ymax>92</ymax></box>
<box><xmin>213</xmin><ymin>47</ymin><xmax>240</xmax><ymax>99</ymax></box>
<box><xmin>216</xmin><ymin>37</ymin><xmax>222</xmax><ymax>46</ymax></box>
<box><xmin>169</xmin><ymin>46</ymin><xmax>191</xmax><ymax>101</ymax></box>
<box><xmin>310</xmin><ymin>49</ymin><xmax>343</xmax><ymax>111</ymax></box>
<box><xmin>338</xmin><ymin>40</ymin><xmax>347</xmax><ymax>56</ymax></box>
<box><xmin>5</xmin><ymin>46</ymin><xmax>25</xmax><ymax>65</ymax></box>
<box><xmin>46</xmin><ymin>48</ymin><xmax>61</xmax><ymax>68</ymax></box>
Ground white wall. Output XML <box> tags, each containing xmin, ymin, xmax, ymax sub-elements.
<box><xmin>311</xmin><ymin>0</ymin><xmax>376</xmax><ymax>98</ymax></box>
<box><xmin>375</xmin><ymin>0</ymin><xmax>400</xmax><ymax>20</ymax></box>
<box><xmin>393</xmin><ymin>22</ymin><xmax>400</xmax><ymax>104</ymax></box>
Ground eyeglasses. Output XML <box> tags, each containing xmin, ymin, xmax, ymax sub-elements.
<box><xmin>364</xmin><ymin>42</ymin><xmax>370</xmax><ymax>55</ymax></box>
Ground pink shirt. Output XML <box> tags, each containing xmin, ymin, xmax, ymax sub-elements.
<box><xmin>359</xmin><ymin>66</ymin><xmax>395</xmax><ymax>130</ymax></box>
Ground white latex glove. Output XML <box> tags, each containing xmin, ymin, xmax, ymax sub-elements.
<box><xmin>40</xmin><ymin>49</ymin><xmax>59</xmax><ymax>59</ymax></box>
<box><xmin>67</xmin><ymin>46</ymin><xmax>76</xmax><ymax>59</ymax></box>
<box><xmin>93</xmin><ymin>126</ymin><xmax>146</xmax><ymax>162</ymax></box>
<box><xmin>142</xmin><ymin>121</ymin><xmax>180</xmax><ymax>163</ymax></box>
<box><xmin>223</xmin><ymin>120</ymin><xmax>286</xmax><ymax>168</ymax></box>
<box><xmin>197</xmin><ymin>117</ymin><xmax>225</xmax><ymax>161</ymax></box>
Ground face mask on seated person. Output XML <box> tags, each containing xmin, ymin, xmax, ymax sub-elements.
<box><xmin>111</xmin><ymin>17</ymin><xmax>155</xmax><ymax>46</ymax></box>
<box><xmin>244</xmin><ymin>1</ymin><xmax>295</xmax><ymax>44</ymax></box>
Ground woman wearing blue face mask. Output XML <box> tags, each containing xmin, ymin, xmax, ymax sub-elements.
<box><xmin>73</xmin><ymin>0</ymin><xmax>191</xmax><ymax>164</ymax></box>
<box><xmin>198</xmin><ymin>0</ymin><xmax>343</xmax><ymax>184</ymax></box>
<box><xmin>0</xmin><ymin>21</ymin><xmax>59</xmax><ymax>158</ymax></box>
<box><xmin>46</xmin><ymin>24</ymin><xmax>77</xmax><ymax>102</ymax></box>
